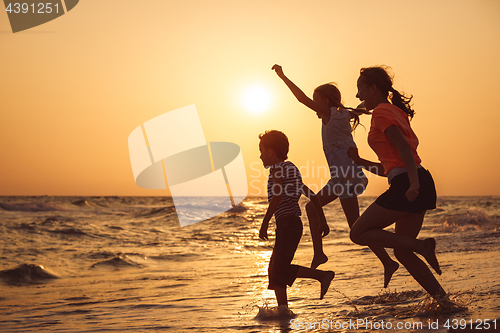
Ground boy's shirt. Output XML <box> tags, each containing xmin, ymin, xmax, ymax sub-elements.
<box><xmin>267</xmin><ymin>161</ymin><xmax>303</xmax><ymax>219</ymax></box>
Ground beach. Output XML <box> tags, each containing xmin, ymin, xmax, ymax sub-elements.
<box><xmin>1</xmin><ymin>195</ymin><xmax>499</xmax><ymax>332</ymax></box>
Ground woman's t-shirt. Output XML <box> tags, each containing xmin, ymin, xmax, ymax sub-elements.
<box><xmin>367</xmin><ymin>103</ymin><xmax>421</xmax><ymax>175</ymax></box>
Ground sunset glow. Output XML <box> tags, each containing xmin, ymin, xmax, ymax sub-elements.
<box><xmin>241</xmin><ymin>85</ymin><xmax>272</xmax><ymax>114</ymax></box>
<box><xmin>0</xmin><ymin>1</ymin><xmax>499</xmax><ymax>196</ymax></box>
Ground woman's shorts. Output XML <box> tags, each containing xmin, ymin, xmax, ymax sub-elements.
<box><xmin>267</xmin><ymin>215</ymin><xmax>302</xmax><ymax>290</ymax></box>
<box><xmin>375</xmin><ymin>167</ymin><xmax>437</xmax><ymax>214</ymax></box>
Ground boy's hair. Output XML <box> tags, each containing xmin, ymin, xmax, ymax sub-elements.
<box><xmin>258</xmin><ymin>130</ymin><xmax>289</xmax><ymax>160</ymax></box>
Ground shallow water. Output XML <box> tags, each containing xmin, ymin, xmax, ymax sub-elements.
<box><xmin>1</xmin><ymin>196</ymin><xmax>499</xmax><ymax>332</ymax></box>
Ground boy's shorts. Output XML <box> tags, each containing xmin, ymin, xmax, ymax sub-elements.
<box><xmin>267</xmin><ymin>215</ymin><xmax>302</xmax><ymax>290</ymax></box>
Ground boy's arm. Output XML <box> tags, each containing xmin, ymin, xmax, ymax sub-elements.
<box><xmin>259</xmin><ymin>168</ymin><xmax>283</xmax><ymax>240</ymax></box>
<box><xmin>271</xmin><ymin>64</ymin><xmax>331</xmax><ymax>118</ymax></box>
<box><xmin>347</xmin><ymin>146</ymin><xmax>386</xmax><ymax>177</ymax></box>
<box><xmin>301</xmin><ymin>184</ymin><xmax>330</xmax><ymax>237</ymax></box>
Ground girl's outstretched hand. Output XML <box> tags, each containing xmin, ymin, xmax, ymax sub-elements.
<box><xmin>272</xmin><ymin>64</ymin><xmax>285</xmax><ymax>78</ymax></box>
<box><xmin>347</xmin><ymin>146</ymin><xmax>360</xmax><ymax>163</ymax></box>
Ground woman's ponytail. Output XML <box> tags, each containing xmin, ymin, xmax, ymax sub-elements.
<box><xmin>360</xmin><ymin>66</ymin><xmax>415</xmax><ymax>119</ymax></box>
<box><xmin>389</xmin><ymin>87</ymin><xmax>415</xmax><ymax>119</ymax></box>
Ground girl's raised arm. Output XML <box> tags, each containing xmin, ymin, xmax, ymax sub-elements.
<box><xmin>272</xmin><ymin>64</ymin><xmax>331</xmax><ymax>118</ymax></box>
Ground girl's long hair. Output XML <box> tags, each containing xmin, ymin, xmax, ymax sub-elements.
<box><xmin>314</xmin><ymin>83</ymin><xmax>363</xmax><ymax>131</ymax></box>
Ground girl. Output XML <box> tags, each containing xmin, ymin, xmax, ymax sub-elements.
<box><xmin>272</xmin><ymin>64</ymin><xmax>399</xmax><ymax>288</ymax></box>
<box><xmin>348</xmin><ymin>66</ymin><xmax>445</xmax><ymax>299</ymax></box>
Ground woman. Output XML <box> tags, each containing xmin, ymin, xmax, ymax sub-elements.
<box><xmin>347</xmin><ymin>66</ymin><xmax>446</xmax><ymax>299</ymax></box>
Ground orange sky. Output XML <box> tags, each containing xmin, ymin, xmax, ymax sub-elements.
<box><xmin>1</xmin><ymin>0</ymin><xmax>499</xmax><ymax>196</ymax></box>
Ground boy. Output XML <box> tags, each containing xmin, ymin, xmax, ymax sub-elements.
<box><xmin>258</xmin><ymin>130</ymin><xmax>335</xmax><ymax>313</ymax></box>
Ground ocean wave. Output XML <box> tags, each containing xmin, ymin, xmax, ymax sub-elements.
<box><xmin>16</xmin><ymin>222</ymin><xmax>38</xmax><ymax>232</ymax></box>
<box><xmin>40</xmin><ymin>216</ymin><xmax>75</xmax><ymax>225</ymax></box>
<box><xmin>42</xmin><ymin>216</ymin><xmax>63</xmax><ymax>224</ymax></box>
<box><xmin>49</xmin><ymin>228</ymin><xmax>88</xmax><ymax>237</ymax></box>
<box><xmin>227</xmin><ymin>204</ymin><xmax>248</xmax><ymax>213</ymax></box>
<box><xmin>0</xmin><ymin>264</ymin><xmax>59</xmax><ymax>285</ymax></box>
<box><xmin>87</xmin><ymin>251</ymin><xmax>117</xmax><ymax>259</ymax></box>
<box><xmin>340</xmin><ymin>289</ymin><xmax>468</xmax><ymax>320</ymax></box>
<box><xmin>174</xmin><ymin>203</ymin><xmax>232</xmax><ymax>213</ymax></box>
<box><xmin>71</xmin><ymin>199</ymin><xmax>92</xmax><ymax>207</ymax></box>
<box><xmin>14</xmin><ymin>219</ymin><xmax>89</xmax><ymax>237</ymax></box>
<box><xmin>106</xmin><ymin>224</ymin><xmax>124</xmax><ymax>230</ymax></box>
<box><xmin>149</xmin><ymin>253</ymin><xmax>201</xmax><ymax>261</ymax></box>
<box><xmin>432</xmin><ymin>209</ymin><xmax>500</xmax><ymax>232</ymax></box>
<box><xmin>90</xmin><ymin>256</ymin><xmax>143</xmax><ymax>269</ymax></box>
<box><xmin>133</xmin><ymin>206</ymin><xmax>175</xmax><ymax>218</ymax></box>
<box><xmin>0</xmin><ymin>202</ymin><xmax>64</xmax><ymax>212</ymax></box>
<box><xmin>71</xmin><ymin>199</ymin><xmax>110</xmax><ymax>209</ymax></box>
<box><xmin>352</xmin><ymin>290</ymin><xmax>426</xmax><ymax>305</ymax></box>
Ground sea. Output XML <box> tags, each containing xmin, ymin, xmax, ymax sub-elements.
<box><xmin>0</xmin><ymin>195</ymin><xmax>499</xmax><ymax>332</ymax></box>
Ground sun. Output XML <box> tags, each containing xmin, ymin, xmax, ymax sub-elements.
<box><xmin>241</xmin><ymin>85</ymin><xmax>272</xmax><ymax>114</ymax></box>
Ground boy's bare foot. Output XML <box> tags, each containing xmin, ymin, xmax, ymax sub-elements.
<box><xmin>277</xmin><ymin>304</ymin><xmax>295</xmax><ymax>317</ymax></box>
<box><xmin>320</xmin><ymin>271</ymin><xmax>335</xmax><ymax>300</ymax></box>
<box><xmin>383</xmin><ymin>260</ymin><xmax>400</xmax><ymax>288</ymax></box>
<box><xmin>311</xmin><ymin>253</ymin><xmax>328</xmax><ymax>269</ymax></box>
<box><xmin>422</xmin><ymin>238</ymin><xmax>442</xmax><ymax>275</ymax></box>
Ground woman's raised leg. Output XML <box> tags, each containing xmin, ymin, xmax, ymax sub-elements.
<box><xmin>350</xmin><ymin>203</ymin><xmax>444</xmax><ymax>297</ymax></box>
<box><xmin>341</xmin><ymin>197</ymin><xmax>399</xmax><ymax>288</ymax></box>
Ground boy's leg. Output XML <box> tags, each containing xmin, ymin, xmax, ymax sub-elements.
<box><xmin>274</xmin><ymin>287</ymin><xmax>288</xmax><ymax>306</ymax></box>
<box><xmin>268</xmin><ymin>216</ymin><xmax>302</xmax><ymax>306</ymax></box>
<box><xmin>340</xmin><ymin>197</ymin><xmax>399</xmax><ymax>288</ymax></box>
<box><xmin>306</xmin><ymin>185</ymin><xmax>338</xmax><ymax>269</ymax></box>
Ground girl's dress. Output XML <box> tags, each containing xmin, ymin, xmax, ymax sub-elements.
<box><xmin>321</xmin><ymin>107</ymin><xmax>368</xmax><ymax>199</ymax></box>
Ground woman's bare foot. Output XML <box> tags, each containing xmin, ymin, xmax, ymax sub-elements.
<box><xmin>311</xmin><ymin>253</ymin><xmax>328</xmax><ymax>269</ymax></box>
<box><xmin>383</xmin><ymin>260</ymin><xmax>400</xmax><ymax>288</ymax></box>
<box><xmin>421</xmin><ymin>238</ymin><xmax>442</xmax><ymax>275</ymax></box>
<box><xmin>320</xmin><ymin>271</ymin><xmax>335</xmax><ymax>300</ymax></box>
